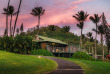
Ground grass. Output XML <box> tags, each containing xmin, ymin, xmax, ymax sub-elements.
<box><xmin>62</xmin><ymin>58</ymin><xmax>110</xmax><ymax>74</ymax></box>
<box><xmin>0</xmin><ymin>51</ymin><xmax>57</xmax><ymax>74</ymax></box>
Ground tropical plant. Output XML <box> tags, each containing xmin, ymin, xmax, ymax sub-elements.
<box><xmin>16</xmin><ymin>28</ymin><xmax>19</xmax><ymax>35</ymax></box>
<box><xmin>86</xmin><ymin>32</ymin><xmax>95</xmax><ymax>57</ymax></box>
<box><xmin>89</xmin><ymin>14</ymin><xmax>101</xmax><ymax>59</ymax></box>
<box><xmin>13</xmin><ymin>0</ymin><xmax>22</xmax><ymax>37</ymax></box>
<box><xmin>20</xmin><ymin>23</ymin><xmax>24</xmax><ymax>33</ymax></box>
<box><xmin>98</xmin><ymin>25</ymin><xmax>105</xmax><ymax>60</ymax></box>
<box><xmin>48</xmin><ymin>25</ymin><xmax>56</xmax><ymax>32</ymax></box>
<box><xmin>31</xmin><ymin>7</ymin><xmax>45</xmax><ymax>35</ymax></box>
<box><xmin>2</xmin><ymin>0</ymin><xmax>10</xmax><ymax>36</ymax></box>
<box><xmin>102</xmin><ymin>13</ymin><xmax>110</xmax><ymax>55</ymax></box>
<box><xmin>61</xmin><ymin>26</ymin><xmax>71</xmax><ymax>33</ymax></box>
<box><xmin>73</xmin><ymin>11</ymin><xmax>89</xmax><ymax>49</ymax></box>
<box><xmin>8</xmin><ymin>6</ymin><xmax>18</xmax><ymax>36</ymax></box>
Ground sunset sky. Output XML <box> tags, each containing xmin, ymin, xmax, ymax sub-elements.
<box><xmin>0</xmin><ymin>0</ymin><xmax>110</xmax><ymax>38</ymax></box>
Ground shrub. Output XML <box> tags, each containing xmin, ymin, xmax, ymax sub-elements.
<box><xmin>31</xmin><ymin>49</ymin><xmax>53</xmax><ymax>56</ymax></box>
<box><xmin>72</xmin><ymin>51</ymin><xmax>93</xmax><ymax>60</ymax></box>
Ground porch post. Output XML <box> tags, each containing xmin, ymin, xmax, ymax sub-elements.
<box><xmin>58</xmin><ymin>46</ymin><xmax>60</xmax><ymax>57</ymax></box>
<box><xmin>69</xmin><ymin>45</ymin><xmax>71</xmax><ymax>58</ymax></box>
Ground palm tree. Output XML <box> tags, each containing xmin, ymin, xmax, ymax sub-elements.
<box><xmin>31</xmin><ymin>7</ymin><xmax>45</xmax><ymax>35</ymax></box>
<box><xmin>7</xmin><ymin>6</ymin><xmax>17</xmax><ymax>36</ymax></box>
<box><xmin>86</xmin><ymin>32</ymin><xmax>95</xmax><ymax>56</ymax></box>
<box><xmin>2</xmin><ymin>0</ymin><xmax>10</xmax><ymax>36</ymax></box>
<box><xmin>97</xmin><ymin>25</ymin><xmax>105</xmax><ymax>60</ymax></box>
<box><xmin>73</xmin><ymin>11</ymin><xmax>89</xmax><ymax>49</ymax></box>
<box><xmin>13</xmin><ymin>0</ymin><xmax>22</xmax><ymax>37</ymax></box>
<box><xmin>102</xmin><ymin>13</ymin><xmax>110</xmax><ymax>55</ymax></box>
<box><xmin>89</xmin><ymin>14</ymin><xmax>101</xmax><ymax>59</ymax></box>
<box><xmin>76</xmin><ymin>22</ymin><xmax>84</xmax><ymax>50</ymax></box>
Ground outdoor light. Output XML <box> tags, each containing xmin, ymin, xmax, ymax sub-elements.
<box><xmin>38</xmin><ymin>56</ymin><xmax>41</xmax><ymax>58</ymax></box>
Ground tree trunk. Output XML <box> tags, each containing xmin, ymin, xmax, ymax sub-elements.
<box><xmin>89</xmin><ymin>47</ymin><xmax>90</xmax><ymax>53</ymax></box>
<box><xmin>37</xmin><ymin>16</ymin><xmax>40</xmax><ymax>35</ymax></box>
<box><xmin>5</xmin><ymin>0</ymin><xmax>10</xmax><ymax>36</ymax></box>
<box><xmin>13</xmin><ymin>0</ymin><xmax>22</xmax><ymax>37</ymax></box>
<box><xmin>84</xmin><ymin>45</ymin><xmax>85</xmax><ymax>52</ymax></box>
<box><xmin>101</xmin><ymin>34</ymin><xmax>104</xmax><ymax>61</ymax></box>
<box><xmin>79</xmin><ymin>28</ymin><xmax>82</xmax><ymax>51</ymax></box>
<box><xmin>6</xmin><ymin>15</ymin><xmax>8</xmax><ymax>36</ymax></box>
<box><xmin>95</xmin><ymin>23</ymin><xmax>98</xmax><ymax>59</ymax></box>
<box><xmin>10</xmin><ymin>15</ymin><xmax>12</xmax><ymax>36</ymax></box>
<box><xmin>92</xmin><ymin>45</ymin><xmax>94</xmax><ymax>57</ymax></box>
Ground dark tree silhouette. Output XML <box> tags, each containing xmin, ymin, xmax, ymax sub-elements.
<box><xmin>98</xmin><ymin>25</ymin><xmax>105</xmax><ymax>60</ymax></box>
<box><xmin>48</xmin><ymin>25</ymin><xmax>56</xmax><ymax>32</ymax></box>
<box><xmin>62</xmin><ymin>26</ymin><xmax>71</xmax><ymax>33</ymax></box>
<box><xmin>20</xmin><ymin>23</ymin><xmax>24</xmax><ymax>33</ymax></box>
<box><xmin>8</xmin><ymin>6</ymin><xmax>18</xmax><ymax>36</ymax></box>
<box><xmin>89</xmin><ymin>14</ymin><xmax>101</xmax><ymax>59</ymax></box>
<box><xmin>31</xmin><ymin>7</ymin><xmax>45</xmax><ymax>35</ymax></box>
<box><xmin>73</xmin><ymin>11</ymin><xmax>89</xmax><ymax>49</ymax></box>
<box><xmin>3</xmin><ymin>5</ymin><xmax>18</xmax><ymax>36</ymax></box>
<box><xmin>13</xmin><ymin>0</ymin><xmax>22</xmax><ymax>37</ymax></box>
<box><xmin>102</xmin><ymin>13</ymin><xmax>110</xmax><ymax>55</ymax></box>
<box><xmin>16</xmin><ymin>28</ymin><xmax>19</xmax><ymax>35</ymax></box>
<box><xmin>2</xmin><ymin>0</ymin><xmax>10</xmax><ymax>36</ymax></box>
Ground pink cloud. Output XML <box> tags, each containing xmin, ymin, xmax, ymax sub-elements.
<box><xmin>72</xmin><ymin>0</ymin><xmax>92</xmax><ymax>4</ymax></box>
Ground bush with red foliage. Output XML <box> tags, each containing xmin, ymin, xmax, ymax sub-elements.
<box><xmin>106</xmin><ymin>55</ymin><xmax>110</xmax><ymax>59</ymax></box>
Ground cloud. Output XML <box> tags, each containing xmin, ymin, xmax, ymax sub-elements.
<box><xmin>72</xmin><ymin>0</ymin><xmax>92</xmax><ymax>4</ymax></box>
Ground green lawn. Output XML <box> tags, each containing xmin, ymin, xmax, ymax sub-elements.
<box><xmin>62</xmin><ymin>58</ymin><xmax>110</xmax><ymax>74</ymax></box>
<box><xmin>0</xmin><ymin>51</ymin><xmax>57</xmax><ymax>74</ymax></box>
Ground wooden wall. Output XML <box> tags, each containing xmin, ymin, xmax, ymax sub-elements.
<box><xmin>41</xmin><ymin>43</ymin><xmax>47</xmax><ymax>49</ymax></box>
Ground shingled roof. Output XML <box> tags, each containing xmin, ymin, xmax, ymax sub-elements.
<box><xmin>33</xmin><ymin>35</ymin><xmax>67</xmax><ymax>45</ymax></box>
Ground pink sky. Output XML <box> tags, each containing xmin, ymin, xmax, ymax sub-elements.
<box><xmin>0</xmin><ymin>0</ymin><xmax>110</xmax><ymax>39</ymax></box>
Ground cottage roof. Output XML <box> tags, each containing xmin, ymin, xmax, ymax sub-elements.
<box><xmin>33</xmin><ymin>35</ymin><xmax>67</xmax><ymax>45</ymax></box>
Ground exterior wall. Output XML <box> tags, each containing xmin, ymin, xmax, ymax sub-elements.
<box><xmin>41</xmin><ymin>43</ymin><xmax>47</xmax><ymax>49</ymax></box>
<box><xmin>69</xmin><ymin>46</ymin><xmax>78</xmax><ymax>53</ymax></box>
<box><xmin>65</xmin><ymin>46</ymin><xmax>69</xmax><ymax>52</ymax></box>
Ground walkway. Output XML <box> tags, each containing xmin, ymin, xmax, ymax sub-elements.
<box><xmin>44</xmin><ymin>57</ymin><xmax>84</xmax><ymax>74</ymax></box>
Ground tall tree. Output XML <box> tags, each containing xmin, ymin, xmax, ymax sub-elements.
<box><xmin>86</xmin><ymin>32</ymin><xmax>94</xmax><ymax>56</ymax></box>
<box><xmin>5</xmin><ymin>6</ymin><xmax>17</xmax><ymax>36</ymax></box>
<box><xmin>16</xmin><ymin>28</ymin><xmax>19</xmax><ymax>35</ymax></box>
<box><xmin>102</xmin><ymin>13</ymin><xmax>110</xmax><ymax>55</ymax></box>
<box><xmin>89</xmin><ymin>14</ymin><xmax>101</xmax><ymax>59</ymax></box>
<box><xmin>9</xmin><ymin>6</ymin><xmax>17</xmax><ymax>36</ymax></box>
<box><xmin>61</xmin><ymin>26</ymin><xmax>71</xmax><ymax>33</ymax></box>
<box><xmin>31</xmin><ymin>7</ymin><xmax>45</xmax><ymax>35</ymax></box>
<box><xmin>73</xmin><ymin>11</ymin><xmax>89</xmax><ymax>49</ymax></box>
<box><xmin>20</xmin><ymin>23</ymin><xmax>24</xmax><ymax>33</ymax></box>
<box><xmin>13</xmin><ymin>0</ymin><xmax>22</xmax><ymax>37</ymax></box>
<box><xmin>48</xmin><ymin>25</ymin><xmax>56</xmax><ymax>32</ymax></box>
<box><xmin>2</xmin><ymin>0</ymin><xmax>10</xmax><ymax>36</ymax></box>
<box><xmin>97</xmin><ymin>25</ymin><xmax>105</xmax><ymax>60</ymax></box>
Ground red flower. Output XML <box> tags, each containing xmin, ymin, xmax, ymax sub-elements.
<box><xmin>107</xmin><ymin>55</ymin><xmax>110</xmax><ymax>58</ymax></box>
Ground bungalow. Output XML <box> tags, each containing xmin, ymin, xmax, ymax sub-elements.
<box><xmin>33</xmin><ymin>35</ymin><xmax>78</xmax><ymax>57</ymax></box>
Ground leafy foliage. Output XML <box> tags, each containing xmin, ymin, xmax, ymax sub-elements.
<box><xmin>31</xmin><ymin>49</ymin><xmax>53</xmax><ymax>56</ymax></box>
<box><xmin>72</xmin><ymin>51</ymin><xmax>94</xmax><ymax>60</ymax></box>
<box><xmin>0</xmin><ymin>35</ymin><xmax>38</xmax><ymax>54</ymax></box>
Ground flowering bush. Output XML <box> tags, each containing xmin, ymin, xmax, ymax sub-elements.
<box><xmin>106</xmin><ymin>55</ymin><xmax>110</xmax><ymax>59</ymax></box>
